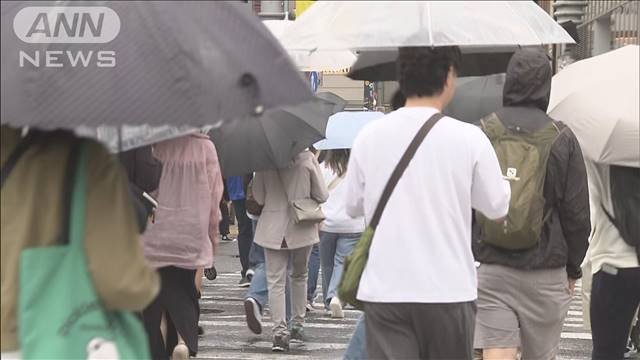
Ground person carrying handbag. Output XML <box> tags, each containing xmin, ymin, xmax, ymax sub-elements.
<box><xmin>251</xmin><ymin>149</ymin><xmax>329</xmax><ymax>352</ymax></box>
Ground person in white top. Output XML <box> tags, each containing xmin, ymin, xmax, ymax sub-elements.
<box><xmin>585</xmin><ymin>162</ymin><xmax>640</xmax><ymax>359</ymax></box>
<box><xmin>343</xmin><ymin>46</ymin><xmax>511</xmax><ymax>359</ymax></box>
<box><xmin>318</xmin><ymin>149</ymin><xmax>366</xmax><ymax>318</ymax></box>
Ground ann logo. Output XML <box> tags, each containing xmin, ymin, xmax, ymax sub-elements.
<box><xmin>13</xmin><ymin>6</ymin><xmax>120</xmax><ymax>43</ymax></box>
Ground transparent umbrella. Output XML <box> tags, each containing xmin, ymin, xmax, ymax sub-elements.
<box><xmin>280</xmin><ymin>1</ymin><xmax>574</xmax><ymax>51</ymax></box>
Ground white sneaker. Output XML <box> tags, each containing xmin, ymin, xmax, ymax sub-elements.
<box><xmin>330</xmin><ymin>296</ymin><xmax>344</xmax><ymax>318</ymax></box>
<box><xmin>172</xmin><ymin>343</ymin><xmax>189</xmax><ymax>360</ymax></box>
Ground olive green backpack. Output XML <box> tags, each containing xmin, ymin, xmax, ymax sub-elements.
<box><xmin>476</xmin><ymin>113</ymin><xmax>561</xmax><ymax>250</ymax></box>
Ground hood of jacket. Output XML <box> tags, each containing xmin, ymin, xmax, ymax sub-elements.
<box><xmin>503</xmin><ymin>48</ymin><xmax>552</xmax><ymax>111</ymax></box>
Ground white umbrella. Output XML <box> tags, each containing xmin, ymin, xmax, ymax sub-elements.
<box><xmin>548</xmin><ymin>45</ymin><xmax>639</xmax><ymax>167</ymax></box>
<box><xmin>280</xmin><ymin>1</ymin><xmax>574</xmax><ymax>51</ymax></box>
<box><xmin>263</xmin><ymin>20</ymin><xmax>356</xmax><ymax>71</ymax></box>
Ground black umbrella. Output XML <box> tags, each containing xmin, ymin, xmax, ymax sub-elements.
<box><xmin>444</xmin><ymin>73</ymin><xmax>506</xmax><ymax>123</ymax></box>
<box><xmin>210</xmin><ymin>92</ymin><xmax>346</xmax><ymax>177</ymax></box>
<box><xmin>348</xmin><ymin>50</ymin><xmax>513</xmax><ymax>81</ymax></box>
<box><xmin>1</xmin><ymin>1</ymin><xmax>312</xmax><ymax>129</ymax></box>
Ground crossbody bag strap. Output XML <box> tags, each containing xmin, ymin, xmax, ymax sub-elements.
<box><xmin>369</xmin><ymin>113</ymin><xmax>445</xmax><ymax>229</ymax></box>
<box><xmin>60</xmin><ymin>139</ymin><xmax>85</xmax><ymax>245</ymax></box>
<box><xmin>0</xmin><ymin>131</ymin><xmax>42</xmax><ymax>188</ymax></box>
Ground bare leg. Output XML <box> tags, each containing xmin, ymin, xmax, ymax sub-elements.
<box><xmin>483</xmin><ymin>348</ymin><xmax>518</xmax><ymax>360</ymax></box>
<box><xmin>195</xmin><ymin>268</ymin><xmax>203</xmax><ymax>295</ymax></box>
<box><xmin>160</xmin><ymin>312</ymin><xmax>168</xmax><ymax>346</ymax></box>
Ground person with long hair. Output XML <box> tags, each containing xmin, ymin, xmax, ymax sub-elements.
<box><xmin>319</xmin><ymin>149</ymin><xmax>365</xmax><ymax>318</ymax></box>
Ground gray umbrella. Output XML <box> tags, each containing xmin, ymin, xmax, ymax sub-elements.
<box><xmin>1</xmin><ymin>1</ymin><xmax>311</xmax><ymax>129</ymax></box>
<box><xmin>444</xmin><ymin>73</ymin><xmax>506</xmax><ymax>123</ymax></box>
<box><xmin>210</xmin><ymin>92</ymin><xmax>345</xmax><ymax>177</ymax></box>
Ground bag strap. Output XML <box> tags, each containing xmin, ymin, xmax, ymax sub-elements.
<box><xmin>0</xmin><ymin>131</ymin><xmax>41</xmax><ymax>188</ymax></box>
<box><xmin>60</xmin><ymin>140</ymin><xmax>86</xmax><ymax>246</ymax></box>
<box><xmin>370</xmin><ymin>113</ymin><xmax>445</xmax><ymax>229</ymax></box>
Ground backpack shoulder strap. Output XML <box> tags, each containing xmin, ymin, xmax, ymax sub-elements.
<box><xmin>0</xmin><ymin>131</ymin><xmax>41</xmax><ymax>188</ymax></box>
<box><xmin>479</xmin><ymin>113</ymin><xmax>506</xmax><ymax>140</ymax></box>
<box><xmin>369</xmin><ymin>113</ymin><xmax>445</xmax><ymax>229</ymax></box>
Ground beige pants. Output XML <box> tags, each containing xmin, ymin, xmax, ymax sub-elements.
<box><xmin>264</xmin><ymin>245</ymin><xmax>313</xmax><ymax>337</ymax></box>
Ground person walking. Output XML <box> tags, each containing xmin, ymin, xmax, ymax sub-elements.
<box><xmin>219</xmin><ymin>184</ymin><xmax>234</xmax><ymax>242</ymax></box>
<box><xmin>227</xmin><ymin>175</ymin><xmax>255</xmax><ymax>286</ymax></box>
<box><xmin>472</xmin><ymin>48</ymin><xmax>591</xmax><ymax>360</ymax></box>
<box><xmin>1</xmin><ymin>126</ymin><xmax>160</xmax><ymax>358</ymax></box>
<box><xmin>586</xmin><ymin>163</ymin><xmax>639</xmax><ymax>360</ymax></box>
<box><xmin>319</xmin><ymin>149</ymin><xmax>365</xmax><ymax>318</ymax></box>
<box><xmin>141</xmin><ymin>132</ymin><xmax>223</xmax><ymax>360</ymax></box>
<box><xmin>344</xmin><ymin>46</ymin><xmax>511</xmax><ymax>359</ymax></box>
<box><xmin>252</xmin><ymin>150</ymin><xmax>329</xmax><ymax>352</ymax></box>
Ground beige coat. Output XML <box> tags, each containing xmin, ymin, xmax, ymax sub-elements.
<box><xmin>253</xmin><ymin>151</ymin><xmax>329</xmax><ymax>250</ymax></box>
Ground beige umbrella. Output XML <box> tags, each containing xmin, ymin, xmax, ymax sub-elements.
<box><xmin>548</xmin><ymin>45</ymin><xmax>639</xmax><ymax>167</ymax></box>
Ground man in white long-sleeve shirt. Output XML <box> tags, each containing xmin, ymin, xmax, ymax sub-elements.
<box><xmin>343</xmin><ymin>46</ymin><xmax>511</xmax><ymax>359</ymax></box>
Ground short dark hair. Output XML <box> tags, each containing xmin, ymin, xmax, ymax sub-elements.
<box><xmin>397</xmin><ymin>46</ymin><xmax>461</xmax><ymax>98</ymax></box>
<box><xmin>391</xmin><ymin>90</ymin><xmax>406</xmax><ymax>110</ymax></box>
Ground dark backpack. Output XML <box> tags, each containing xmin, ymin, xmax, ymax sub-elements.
<box><xmin>602</xmin><ymin>165</ymin><xmax>640</xmax><ymax>258</ymax></box>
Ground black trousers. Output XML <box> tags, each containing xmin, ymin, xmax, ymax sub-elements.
<box><xmin>233</xmin><ymin>199</ymin><xmax>254</xmax><ymax>277</ymax></box>
<box><xmin>219</xmin><ymin>200</ymin><xmax>230</xmax><ymax>236</ymax></box>
<box><xmin>364</xmin><ymin>301</ymin><xmax>476</xmax><ymax>360</ymax></box>
<box><xmin>142</xmin><ymin>267</ymin><xmax>200</xmax><ymax>360</ymax></box>
<box><xmin>591</xmin><ymin>266</ymin><xmax>640</xmax><ymax>360</ymax></box>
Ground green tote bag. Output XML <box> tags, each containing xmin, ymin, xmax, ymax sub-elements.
<box><xmin>338</xmin><ymin>113</ymin><xmax>444</xmax><ymax>310</ymax></box>
<box><xmin>18</xmin><ymin>140</ymin><xmax>151</xmax><ymax>359</ymax></box>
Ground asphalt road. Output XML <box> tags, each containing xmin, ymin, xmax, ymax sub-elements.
<box><xmin>194</xmin><ymin>240</ymin><xmax>596</xmax><ymax>359</ymax></box>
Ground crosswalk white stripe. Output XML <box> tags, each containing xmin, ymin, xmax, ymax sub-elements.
<box><xmin>200</xmin><ymin>320</ymin><xmax>355</xmax><ymax>330</ymax></box>
<box><xmin>561</xmin><ymin>332</ymin><xmax>592</xmax><ymax>340</ymax></box>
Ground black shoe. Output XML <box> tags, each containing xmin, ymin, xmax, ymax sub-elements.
<box><xmin>198</xmin><ymin>325</ymin><xmax>204</xmax><ymax>336</ymax></box>
<box><xmin>272</xmin><ymin>334</ymin><xmax>289</xmax><ymax>352</ymax></box>
<box><xmin>220</xmin><ymin>235</ymin><xmax>236</xmax><ymax>242</ymax></box>
<box><xmin>244</xmin><ymin>297</ymin><xmax>262</xmax><ymax>335</ymax></box>
<box><xmin>238</xmin><ymin>276</ymin><xmax>251</xmax><ymax>288</ymax></box>
<box><xmin>204</xmin><ymin>265</ymin><xmax>217</xmax><ymax>280</ymax></box>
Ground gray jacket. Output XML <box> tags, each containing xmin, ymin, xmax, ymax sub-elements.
<box><xmin>472</xmin><ymin>48</ymin><xmax>591</xmax><ymax>279</ymax></box>
<box><xmin>253</xmin><ymin>151</ymin><xmax>329</xmax><ymax>250</ymax></box>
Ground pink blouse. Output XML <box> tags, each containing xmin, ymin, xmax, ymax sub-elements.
<box><xmin>142</xmin><ymin>134</ymin><xmax>223</xmax><ymax>270</ymax></box>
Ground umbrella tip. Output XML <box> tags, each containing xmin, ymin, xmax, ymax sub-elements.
<box><xmin>254</xmin><ymin>105</ymin><xmax>265</xmax><ymax>115</ymax></box>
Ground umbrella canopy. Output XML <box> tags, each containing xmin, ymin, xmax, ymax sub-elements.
<box><xmin>280</xmin><ymin>1</ymin><xmax>574</xmax><ymax>52</ymax></box>
<box><xmin>75</xmin><ymin>125</ymin><xmax>200</xmax><ymax>153</ymax></box>
<box><xmin>263</xmin><ymin>20</ymin><xmax>356</xmax><ymax>72</ymax></box>
<box><xmin>548</xmin><ymin>45</ymin><xmax>639</xmax><ymax>167</ymax></box>
<box><xmin>348</xmin><ymin>49</ymin><xmax>513</xmax><ymax>81</ymax></box>
<box><xmin>314</xmin><ymin>111</ymin><xmax>384</xmax><ymax>150</ymax></box>
<box><xmin>1</xmin><ymin>1</ymin><xmax>312</xmax><ymax>129</ymax></box>
<box><xmin>210</xmin><ymin>92</ymin><xmax>345</xmax><ymax>177</ymax></box>
<box><xmin>445</xmin><ymin>73</ymin><xmax>505</xmax><ymax>123</ymax></box>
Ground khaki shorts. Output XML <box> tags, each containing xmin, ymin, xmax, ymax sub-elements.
<box><xmin>474</xmin><ymin>264</ymin><xmax>572</xmax><ymax>359</ymax></box>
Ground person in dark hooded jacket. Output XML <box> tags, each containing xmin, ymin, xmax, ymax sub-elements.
<box><xmin>472</xmin><ymin>48</ymin><xmax>591</xmax><ymax>360</ymax></box>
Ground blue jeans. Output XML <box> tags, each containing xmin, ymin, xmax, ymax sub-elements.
<box><xmin>307</xmin><ymin>243</ymin><xmax>321</xmax><ymax>303</ymax></box>
<box><xmin>319</xmin><ymin>231</ymin><xmax>361</xmax><ymax>307</ymax></box>
<box><xmin>246</xmin><ymin>242</ymin><xmax>291</xmax><ymax>321</ymax></box>
<box><xmin>344</xmin><ymin>314</ymin><xmax>366</xmax><ymax>360</ymax></box>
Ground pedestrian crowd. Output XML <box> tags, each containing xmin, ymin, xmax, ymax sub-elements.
<box><xmin>1</xmin><ymin>46</ymin><xmax>639</xmax><ymax>360</ymax></box>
